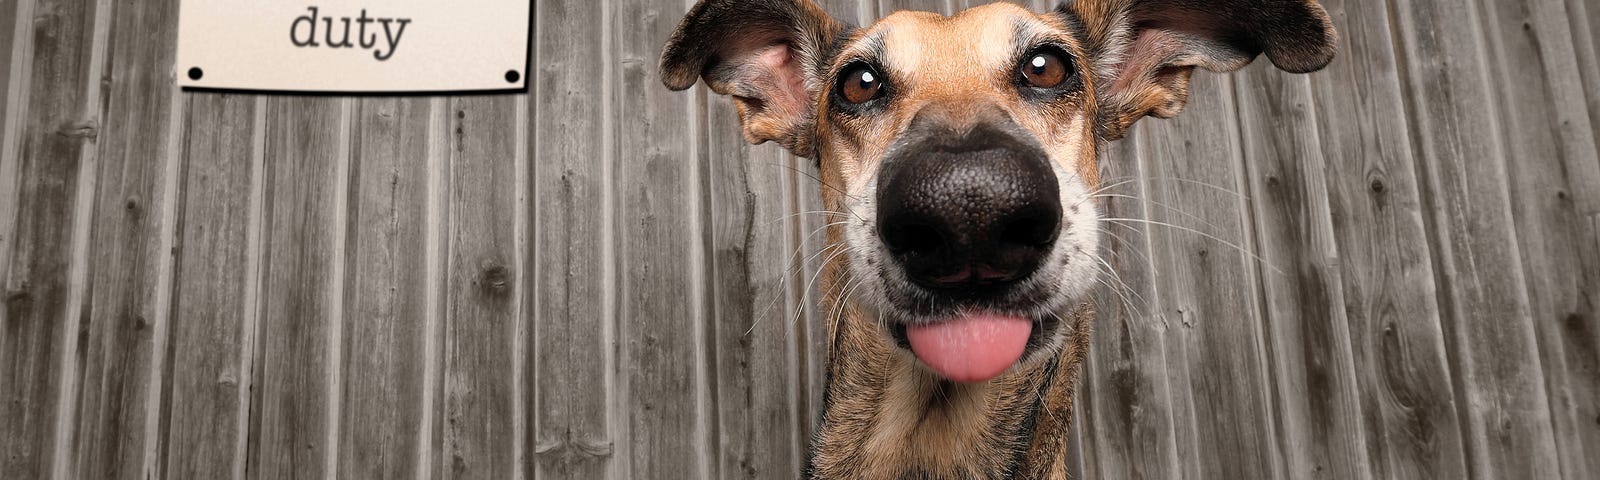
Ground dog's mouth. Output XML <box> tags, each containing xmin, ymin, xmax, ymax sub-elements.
<box><xmin>888</xmin><ymin>309</ymin><xmax>1059</xmax><ymax>383</ymax></box>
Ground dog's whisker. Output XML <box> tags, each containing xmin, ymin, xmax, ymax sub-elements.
<box><xmin>1089</xmin><ymin>193</ymin><xmax>1232</xmax><ymax>238</ymax></box>
<box><xmin>1098</xmin><ymin>175</ymin><xmax>1249</xmax><ymax>199</ymax></box>
<box><xmin>755</xmin><ymin>248</ymin><xmax>845</xmax><ymax>334</ymax></box>
<box><xmin>756</xmin><ymin>221</ymin><xmax>851</xmax><ymax>322</ymax></box>
<box><xmin>1086</xmin><ymin>255</ymin><xmax>1145</xmax><ymax>316</ymax></box>
<box><xmin>1094</xmin><ymin>225</ymin><xmax>1152</xmax><ymax>265</ymax></box>
<box><xmin>1101</xmin><ymin>217</ymin><xmax>1285</xmax><ymax>276</ymax></box>
<box><xmin>1088</xmin><ymin>253</ymin><xmax>1142</xmax><ymax>306</ymax></box>
<box><xmin>770</xmin><ymin>243</ymin><xmax>855</xmax><ymax>337</ymax></box>
<box><xmin>1079</xmin><ymin>178</ymin><xmax>1140</xmax><ymax>199</ymax></box>
<box><xmin>754</xmin><ymin>241</ymin><xmax>851</xmax><ymax>337</ymax></box>
<box><xmin>762</xmin><ymin>209</ymin><xmax>850</xmax><ymax>228</ymax></box>
<box><xmin>828</xmin><ymin>276</ymin><xmax>868</xmax><ymax>346</ymax></box>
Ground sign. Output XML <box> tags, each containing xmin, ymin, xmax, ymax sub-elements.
<box><xmin>176</xmin><ymin>1</ymin><xmax>530</xmax><ymax>94</ymax></box>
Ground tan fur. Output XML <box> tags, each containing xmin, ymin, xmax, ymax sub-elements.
<box><xmin>808</xmin><ymin>5</ymin><xmax>1099</xmax><ymax>478</ymax></box>
<box><xmin>660</xmin><ymin>1</ymin><xmax>1336</xmax><ymax>478</ymax></box>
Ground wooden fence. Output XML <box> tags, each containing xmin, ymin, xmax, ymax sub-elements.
<box><xmin>1</xmin><ymin>0</ymin><xmax>1597</xmax><ymax>478</ymax></box>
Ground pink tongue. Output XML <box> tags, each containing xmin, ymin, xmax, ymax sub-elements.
<box><xmin>905</xmin><ymin>312</ymin><xmax>1032</xmax><ymax>383</ymax></box>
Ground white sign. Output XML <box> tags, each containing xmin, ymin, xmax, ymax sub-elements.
<box><xmin>176</xmin><ymin>1</ymin><xmax>530</xmax><ymax>93</ymax></box>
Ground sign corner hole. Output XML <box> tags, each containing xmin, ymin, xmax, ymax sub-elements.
<box><xmin>505</xmin><ymin>70</ymin><xmax>520</xmax><ymax>84</ymax></box>
<box><xmin>187</xmin><ymin>67</ymin><xmax>204</xmax><ymax>81</ymax></box>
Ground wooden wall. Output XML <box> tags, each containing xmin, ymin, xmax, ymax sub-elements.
<box><xmin>0</xmin><ymin>0</ymin><xmax>1595</xmax><ymax>479</ymax></box>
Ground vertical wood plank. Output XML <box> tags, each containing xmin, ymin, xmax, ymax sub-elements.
<box><xmin>443</xmin><ymin>95</ymin><xmax>521</xmax><ymax>480</ymax></box>
<box><xmin>1475</xmin><ymin>1</ymin><xmax>1600</xmax><ymax>478</ymax></box>
<box><xmin>337</xmin><ymin>98</ymin><xmax>432</xmax><ymax>479</ymax></box>
<box><xmin>1566</xmin><ymin>0</ymin><xmax>1600</xmax><ymax>169</ymax></box>
<box><xmin>1306</xmin><ymin>0</ymin><xmax>1469</xmax><ymax>478</ymax></box>
<box><xmin>1138</xmin><ymin>72</ymin><xmax>1279</xmax><ymax>479</ymax></box>
<box><xmin>1390</xmin><ymin>0</ymin><xmax>1563</xmax><ymax>477</ymax></box>
<box><xmin>529</xmin><ymin>0</ymin><xmax>616</xmax><ymax>477</ymax></box>
<box><xmin>0</xmin><ymin>0</ymin><xmax>106</xmax><ymax>477</ymax></box>
<box><xmin>0</xmin><ymin>0</ymin><xmax>29</xmax><ymax>282</ymax></box>
<box><xmin>705</xmin><ymin>93</ymin><xmax>804</xmax><ymax>478</ymax></box>
<box><xmin>250</xmin><ymin>97</ymin><xmax>349</xmax><ymax>480</ymax></box>
<box><xmin>1234</xmin><ymin>62</ymin><xmax>1372</xmax><ymax>479</ymax></box>
<box><xmin>163</xmin><ymin>94</ymin><xmax>262</xmax><ymax>480</ymax></box>
<box><xmin>612</xmin><ymin>0</ymin><xmax>708</xmax><ymax>476</ymax></box>
<box><xmin>69</xmin><ymin>0</ymin><xmax>184</xmax><ymax>477</ymax></box>
<box><xmin>418</xmin><ymin>97</ymin><xmax>450</xmax><ymax>480</ymax></box>
<box><xmin>1078</xmin><ymin>137</ymin><xmax>1183</xmax><ymax>480</ymax></box>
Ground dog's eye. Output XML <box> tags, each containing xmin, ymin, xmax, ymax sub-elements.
<box><xmin>1021</xmin><ymin>51</ymin><xmax>1070</xmax><ymax>89</ymax></box>
<box><xmin>838</xmin><ymin>65</ymin><xmax>884</xmax><ymax>104</ymax></box>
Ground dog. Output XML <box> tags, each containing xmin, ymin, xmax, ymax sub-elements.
<box><xmin>662</xmin><ymin>0</ymin><xmax>1335</xmax><ymax>477</ymax></box>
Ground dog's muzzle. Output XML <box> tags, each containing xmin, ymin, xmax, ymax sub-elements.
<box><xmin>872</xmin><ymin>111</ymin><xmax>1063</xmax><ymax>383</ymax></box>
<box><xmin>876</xmin><ymin>119</ymin><xmax>1061</xmax><ymax>299</ymax></box>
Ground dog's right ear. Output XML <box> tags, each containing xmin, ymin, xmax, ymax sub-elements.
<box><xmin>661</xmin><ymin>0</ymin><xmax>844</xmax><ymax>157</ymax></box>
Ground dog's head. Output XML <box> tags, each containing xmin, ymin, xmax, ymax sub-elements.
<box><xmin>662</xmin><ymin>0</ymin><xmax>1334</xmax><ymax>383</ymax></box>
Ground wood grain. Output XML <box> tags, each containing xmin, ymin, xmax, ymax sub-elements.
<box><xmin>0</xmin><ymin>0</ymin><xmax>29</xmax><ymax>281</ymax></box>
<box><xmin>249</xmin><ymin>97</ymin><xmax>350</xmax><ymax>480</ymax></box>
<box><xmin>1306</xmin><ymin>0</ymin><xmax>1469</xmax><ymax>478</ymax></box>
<box><xmin>1566</xmin><ymin>0</ymin><xmax>1600</xmax><ymax>169</ymax></box>
<box><xmin>1078</xmin><ymin>136</ymin><xmax>1183</xmax><ymax>480</ymax></box>
<box><xmin>1391</xmin><ymin>0</ymin><xmax>1563</xmax><ymax>477</ymax></box>
<box><xmin>529</xmin><ymin>0</ymin><xmax>617</xmax><ymax>478</ymax></box>
<box><xmin>612</xmin><ymin>0</ymin><xmax>712</xmax><ymax>476</ymax></box>
<box><xmin>1475</xmin><ymin>1</ymin><xmax>1600</xmax><ymax>478</ymax></box>
<box><xmin>442</xmin><ymin>96</ymin><xmax>522</xmax><ymax>480</ymax></box>
<box><xmin>337</xmin><ymin>98</ymin><xmax>433</xmax><ymax>479</ymax></box>
<box><xmin>1234</xmin><ymin>60</ymin><xmax>1372</xmax><ymax>479</ymax></box>
<box><xmin>163</xmin><ymin>94</ymin><xmax>262</xmax><ymax>480</ymax></box>
<box><xmin>705</xmin><ymin>91</ymin><xmax>806</xmax><ymax>478</ymax></box>
<box><xmin>0</xmin><ymin>0</ymin><xmax>107</xmax><ymax>477</ymax></box>
<box><xmin>1138</xmin><ymin>72</ymin><xmax>1279</xmax><ymax>479</ymax></box>
<box><xmin>68</xmin><ymin>0</ymin><xmax>184</xmax><ymax>478</ymax></box>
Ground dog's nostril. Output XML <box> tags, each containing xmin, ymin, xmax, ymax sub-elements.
<box><xmin>997</xmin><ymin>208</ymin><xmax>1061</xmax><ymax>248</ymax></box>
<box><xmin>881</xmin><ymin>219</ymin><xmax>944</xmax><ymax>256</ymax></box>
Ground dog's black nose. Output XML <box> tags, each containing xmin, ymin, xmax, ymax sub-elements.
<box><xmin>876</xmin><ymin>125</ymin><xmax>1061</xmax><ymax>291</ymax></box>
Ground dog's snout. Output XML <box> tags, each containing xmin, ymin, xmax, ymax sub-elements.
<box><xmin>876</xmin><ymin>125</ymin><xmax>1061</xmax><ymax>291</ymax></box>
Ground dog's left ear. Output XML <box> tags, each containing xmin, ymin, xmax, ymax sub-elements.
<box><xmin>1061</xmin><ymin>0</ymin><xmax>1337</xmax><ymax>139</ymax></box>
<box><xmin>661</xmin><ymin>0</ymin><xmax>845</xmax><ymax>157</ymax></box>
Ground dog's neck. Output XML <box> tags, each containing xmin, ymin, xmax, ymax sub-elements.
<box><xmin>805</xmin><ymin>303</ymin><xmax>1092</xmax><ymax>479</ymax></box>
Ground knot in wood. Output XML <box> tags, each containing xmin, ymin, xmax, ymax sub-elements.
<box><xmin>57</xmin><ymin>120</ymin><xmax>99</xmax><ymax>138</ymax></box>
<box><xmin>480</xmin><ymin>265</ymin><xmax>511</xmax><ymax>293</ymax></box>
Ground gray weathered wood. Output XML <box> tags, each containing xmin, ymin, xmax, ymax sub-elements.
<box><xmin>1566</xmin><ymin>0</ymin><xmax>1600</xmax><ymax>171</ymax></box>
<box><xmin>250</xmin><ymin>97</ymin><xmax>349</xmax><ymax>479</ymax></box>
<box><xmin>68</xmin><ymin>0</ymin><xmax>183</xmax><ymax>477</ymax></box>
<box><xmin>163</xmin><ymin>94</ymin><xmax>262</xmax><ymax>480</ymax></box>
<box><xmin>1391</xmin><ymin>0</ymin><xmax>1563</xmax><ymax>477</ymax></box>
<box><xmin>1138</xmin><ymin>72</ymin><xmax>1280</xmax><ymax>479</ymax></box>
<box><xmin>530</xmin><ymin>0</ymin><xmax>616</xmax><ymax>478</ymax></box>
<box><xmin>705</xmin><ymin>91</ymin><xmax>807</xmax><ymax>478</ymax></box>
<box><xmin>611</xmin><ymin>0</ymin><xmax>712</xmax><ymax>476</ymax></box>
<box><xmin>0</xmin><ymin>0</ymin><xmax>106</xmax><ymax>477</ymax></box>
<box><xmin>1305</xmin><ymin>0</ymin><xmax>1468</xmax><ymax>478</ymax></box>
<box><xmin>0</xmin><ymin>0</ymin><xmax>28</xmax><ymax>279</ymax></box>
<box><xmin>1078</xmin><ymin>136</ymin><xmax>1184</xmax><ymax>480</ymax></box>
<box><xmin>338</xmin><ymin>98</ymin><xmax>434</xmax><ymax>479</ymax></box>
<box><xmin>1235</xmin><ymin>60</ymin><xmax>1372</xmax><ymax>479</ymax></box>
<box><xmin>443</xmin><ymin>96</ymin><xmax>523</xmax><ymax>479</ymax></box>
<box><xmin>1476</xmin><ymin>1</ymin><xmax>1600</xmax><ymax>478</ymax></box>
